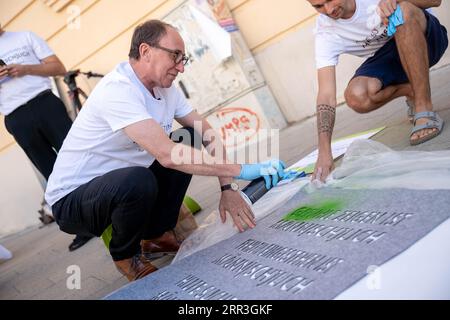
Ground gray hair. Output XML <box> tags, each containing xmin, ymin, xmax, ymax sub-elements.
<box><xmin>128</xmin><ymin>20</ymin><xmax>174</xmax><ymax>60</ymax></box>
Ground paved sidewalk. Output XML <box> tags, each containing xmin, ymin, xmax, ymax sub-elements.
<box><xmin>1</xmin><ymin>65</ymin><xmax>449</xmax><ymax>300</ymax></box>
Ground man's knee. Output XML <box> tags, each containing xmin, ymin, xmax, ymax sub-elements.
<box><xmin>344</xmin><ymin>86</ymin><xmax>371</xmax><ymax>114</ymax></box>
<box><xmin>398</xmin><ymin>2</ymin><xmax>425</xmax><ymax>26</ymax></box>
<box><xmin>118</xmin><ymin>167</ymin><xmax>158</xmax><ymax>203</ymax></box>
<box><xmin>171</xmin><ymin>126</ymin><xmax>202</xmax><ymax>150</ymax></box>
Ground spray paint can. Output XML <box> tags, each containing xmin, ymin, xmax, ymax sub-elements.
<box><xmin>240</xmin><ymin>171</ymin><xmax>307</xmax><ymax>205</ymax></box>
<box><xmin>240</xmin><ymin>177</ymin><xmax>270</xmax><ymax>205</ymax></box>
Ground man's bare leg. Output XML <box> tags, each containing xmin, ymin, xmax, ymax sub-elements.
<box><xmin>395</xmin><ymin>2</ymin><xmax>436</xmax><ymax>142</ymax></box>
<box><xmin>345</xmin><ymin>77</ymin><xmax>413</xmax><ymax>113</ymax></box>
<box><xmin>346</xmin><ymin>3</ymin><xmax>438</xmax><ymax>142</ymax></box>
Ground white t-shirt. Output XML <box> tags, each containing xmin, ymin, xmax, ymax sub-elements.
<box><xmin>314</xmin><ymin>0</ymin><xmax>433</xmax><ymax>69</ymax></box>
<box><xmin>45</xmin><ymin>62</ymin><xmax>193</xmax><ymax>206</ymax></box>
<box><xmin>0</xmin><ymin>31</ymin><xmax>54</xmax><ymax>115</ymax></box>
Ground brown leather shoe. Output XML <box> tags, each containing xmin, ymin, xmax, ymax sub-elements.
<box><xmin>141</xmin><ymin>230</ymin><xmax>182</xmax><ymax>260</ymax></box>
<box><xmin>114</xmin><ymin>254</ymin><xmax>158</xmax><ymax>281</ymax></box>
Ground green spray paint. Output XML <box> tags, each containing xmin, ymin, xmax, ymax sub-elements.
<box><xmin>283</xmin><ymin>199</ymin><xmax>344</xmax><ymax>222</ymax></box>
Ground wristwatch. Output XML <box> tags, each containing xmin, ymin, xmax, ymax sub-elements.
<box><xmin>221</xmin><ymin>182</ymin><xmax>239</xmax><ymax>192</ymax></box>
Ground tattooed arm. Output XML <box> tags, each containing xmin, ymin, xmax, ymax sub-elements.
<box><xmin>312</xmin><ymin>66</ymin><xmax>337</xmax><ymax>182</ymax></box>
<box><xmin>317</xmin><ymin>104</ymin><xmax>336</xmax><ymax>135</ymax></box>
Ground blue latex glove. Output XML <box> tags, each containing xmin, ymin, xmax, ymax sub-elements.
<box><xmin>236</xmin><ymin>159</ymin><xmax>287</xmax><ymax>190</ymax></box>
<box><xmin>387</xmin><ymin>6</ymin><xmax>404</xmax><ymax>37</ymax></box>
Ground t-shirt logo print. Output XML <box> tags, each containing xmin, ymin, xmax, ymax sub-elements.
<box><xmin>160</xmin><ymin>123</ymin><xmax>173</xmax><ymax>134</ymax></box>
<box><xmin>132</xmin><ymin>141</ymin><xmax>145</xmax><ymax>152</ymax></box>
<box><xmin>356</xmin><ymin>5</ymin><xmax>389</xmax><ymax>49</ymax></box>
<box><xmin>3</xmin><ymin>46</ymin><xmax>32</xmax><ymax>64</ymax></box>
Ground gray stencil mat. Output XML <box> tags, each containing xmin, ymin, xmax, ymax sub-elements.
<box><xmin>106</xmin><ymin>188</ymin><xmax>450</xmax><ymax>300</ymax></box>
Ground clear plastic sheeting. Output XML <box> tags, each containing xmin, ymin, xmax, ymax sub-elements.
<box><xmin>174</xmin><ymin>140</ymin><xmax>450</xmax><ymax>263</ymax></box>
<box><xmin>172</xmin><ymin>177</ymin><xmax>310</xmax><ymax>263</ymax></box>
<box><xmin>330</xmin><ymin>140</ymin><xmax>450</xmax><ymax>190</ymax></box>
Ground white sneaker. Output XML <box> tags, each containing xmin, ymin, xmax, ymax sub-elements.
<box><xmin>0</xmin><ymin>244</ymin><xmax>13</xmax><ymax>261</ymax></box>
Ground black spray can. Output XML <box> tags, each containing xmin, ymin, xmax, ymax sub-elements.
<box><xmin>240</xmin><ymin>177</ymin><xmax>269</xmax><ymax>205</ymax></box>
<box><xmin>240</xmin><ymin>171</ymin><xmax>306</xmax><ymax>205</ymax></box>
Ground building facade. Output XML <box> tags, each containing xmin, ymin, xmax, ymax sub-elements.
<box><xmin>1</xmin><ymin>0</ymin><xmax>449</xmax><ymax>236</ymax></box>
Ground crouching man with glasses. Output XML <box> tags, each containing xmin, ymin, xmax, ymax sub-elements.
<box><xmin>45</xmin><ymin>20</ymin><xmax>286</xmax><ymax>281</ymax></box>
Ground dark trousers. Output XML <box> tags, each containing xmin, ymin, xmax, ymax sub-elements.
<box><xmin>52</xmin><ymin>127</ymin><xmax>199</xmax><ymax>261</ymax></box>
<box><xmin>4</xmin><ymin>90</ymin><xmax>72</xmax><ymax>180</ymax></box>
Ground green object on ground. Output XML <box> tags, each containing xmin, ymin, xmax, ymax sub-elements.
<box><xmin>101</xmin><ymin>224</ymin><xmax>113</xmax><ymax>249</ymax></box>
<box><xmin>183</xmin><ymin>196</ymin><xmax>202</xmax><ymax>215</ymax></box>
<box><xmin>294</xmin><ymin>163</ymin><xmax>315</xmax><ymax>175</ymax></box>
<box><xmin>283</xmin><ymin>199</ymin><xmax>344</xmax><ymax>222</ymax></box>
<box><xmin>101</xmin><ymin>196</ymin><xmax>201</xmax><ymax>250</ymax></box>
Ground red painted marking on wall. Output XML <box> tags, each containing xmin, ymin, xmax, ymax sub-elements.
<box><xmin>214</xmin><ymin>107</ymin><xmax>261</xmax><ymax>147</ymax></box>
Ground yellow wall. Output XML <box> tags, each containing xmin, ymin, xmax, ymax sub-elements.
<box><xmin>229</xmin><ymin>0</ymin><xmax>316</xmax><ymax>52</ymax></box>
<box><xmin>2</xmin><ymin>0</ymin><xmax>316</xmax><ymax>70</ymax></box>
<box><xmin>0</xmin><ymin>0</ymin><xmax>318</xmax><ymax>150</ymax></box>
<box><xmin>0</xmin><ymin>120</ymin><xmax>14</xmax><ymax>152</ymax></box>
<box><xmin>2</xmin><ymin>0</ymin><xmax>449</xmax><ymax>145</ymax></box>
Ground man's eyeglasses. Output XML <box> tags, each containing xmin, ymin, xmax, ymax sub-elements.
<box><xmin>151</xmin><ymin>44</ymin><xmax>189</xmax><ymax>66</ymax></box>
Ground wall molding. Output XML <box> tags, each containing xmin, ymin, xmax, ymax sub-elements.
<box><xmin>41</xmin><ymin>0</ymin><xmax>74</xmax><ymax>13</ymax></box>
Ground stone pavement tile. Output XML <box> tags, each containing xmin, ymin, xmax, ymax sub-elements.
<box><xmin>9</xmin><ymin>236</ymin><xmax>85</xmax><ymax>284</ymax></box>
<box><xmin>2</xmin><ymin>225</ymin><xmax>70</xmax><ymax>272</ymax></box>
<box><xmin>11</xmin><ymin>272</ymin><xmax>56</xmax><ymax>299</ymax></box>
<box><xmin>41</xmin><ymin>236</ymin><xmax>122</xmax><ymax>286</ymax></box>
<box><xmin>0</xmin><ymin>264</ymin><xmax>17</xmax><ymax>283</ymax></box>
<box><xmin>67</xmin><ymin>276</ymin><xmax>110</xmax><ymax>300</ymax></box>
<box><xmin>14</xmin><ymin>249</ymin><xmax>65</xmax><ymax>276</ymax></box>
<box><xmin>88</xmin><ymin>276</ymin><xmax>129</xmax><ymax>300</ymax></box>
<box><xmin>1</xmin><ymin>251</ymin><xmax>61</xmax><ymax>299</ymax></box>
<box><xmin>0</xmin><ymin>270</ymin><xmax>22</xmax><ymax>299</ymax></box>
<box><xmin>31</xmin><ymin>276</ymin><xmax>109</xmax><ymax>300</ymax></box>
<box><xmin>0</xmin><ymin>284</ymin><xmax>21</xmax><ymax>300</ymax></box>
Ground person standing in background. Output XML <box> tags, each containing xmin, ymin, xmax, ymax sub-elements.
<box><xmin>0</xmin><ymin>23</ymin><xmax>93</xmax><ymax>251</ymax></box>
